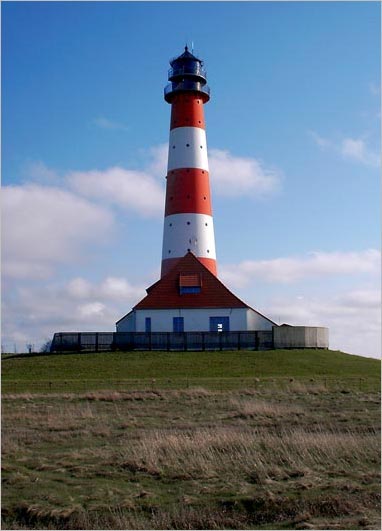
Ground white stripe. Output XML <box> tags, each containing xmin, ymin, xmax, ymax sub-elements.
<box><xmin>162</xmin><ymin>213</ymin><xmax>216</xmax><ymax>261</ymax></box>
<box><xmin>167</xmin><ymin>127</ymin><xmax>209</xmax><ymax>172</ymax></box>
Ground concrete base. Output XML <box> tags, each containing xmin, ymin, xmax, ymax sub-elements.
<box><xmin>273</xmin><ymin>325</ymin><xmax>329</xmax><ymax>349</ymax></box>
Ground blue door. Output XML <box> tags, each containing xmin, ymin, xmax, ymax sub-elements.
<box><xmin>210</xmin><ymin>316</ymin><xmax>230</xmax><ymax>332</ymax></box>
<box><xmin>145</xmin><ymin>317</ymin><xmax>151</xmax><ymax>333</ymax></box>
<box><xmin>173</xmin><ymin>317</ymin><xmax>184</xmax><ymax>332</ymax></box>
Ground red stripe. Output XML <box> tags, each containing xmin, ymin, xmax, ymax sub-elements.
<box><xmin>161</xmin><ymin>256</ymin><xmax>217</xmax><ymax>278</ymax></box>
<box><xmin>170</xmin><ymin>93</ymin><xmax>206</xmax><ymax>130</ymax></box>
<box><xmin>165</xmin><ymin>168</ymin><xmax>212</xmax><ymax>216</ymax></box>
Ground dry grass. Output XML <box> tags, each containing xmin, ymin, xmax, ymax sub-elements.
<box><xmin>229</xmin><ymin>397</ymin><xmax>305</xmax><ymax>417</ymax></box>
<box><xmin>2</xmin><ymin>387</ymin><xmax>380</xmax><ymax>529</ymax></box>
<box><xmin>115</xmin><ymin>424</ymin><xmax>379</xmax><ymax>484</ymax></box>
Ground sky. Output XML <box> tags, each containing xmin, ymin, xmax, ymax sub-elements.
<box><xmin>2</xmin><ymin>0</ymin><xmax>381</xmax><ymax>358</ymax></box>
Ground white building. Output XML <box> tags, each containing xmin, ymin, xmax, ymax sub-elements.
<box><xmin>116</xmin><ymin>252</ymin><xmax>275</xmax><ymax>333</ymax></box>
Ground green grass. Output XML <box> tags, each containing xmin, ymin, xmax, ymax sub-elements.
<box><xmin>2</xmin><ymin>348</ymin><xmax>380</xmax><ymax>383</ymax></box>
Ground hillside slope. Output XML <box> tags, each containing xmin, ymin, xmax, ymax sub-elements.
<box><xmin>2</xmin><ymin>349</ymin><xmax>379</xmax><ymax>391</ymax></box>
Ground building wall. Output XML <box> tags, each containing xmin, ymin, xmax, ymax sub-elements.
<box><xmin>116</xmin><ymin>311</ymin><xmax>136</xmax><ymax>332</ymax></box>
<box><xmin>273</xmin><ymin>326</ymin><xmax>329</xmax><ymax>349</ymax></box>
<box><xmin>246</xmin><ymin>309</ymin><xmax>274</xmax><ymax>331</ymax></box>
<box><xmin>117</xmin><ymin>307</ymin><xmax>273</xmax><ymax>333</ymax></box>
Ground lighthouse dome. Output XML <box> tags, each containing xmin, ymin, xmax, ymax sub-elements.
<box><xmin>165</xmin><ymin>46</ymin><xmax>210</xmax><ymax>103</ymax></box>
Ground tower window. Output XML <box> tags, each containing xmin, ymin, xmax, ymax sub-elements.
<box><xmin>186</xmin><ymin>143</ymin><xmax>190</xmax><ymax>147</ymax></box>
<box><xmin>172</xmin><ymin>145</ymin><xmax>176</xmax><ymax>149</ymax></box>
<box><xmin>168</xmin><ymin>250</ymin><xmax>171</xmax><ymax>254</ymax></box>
<box><xmin>200</xmin><ymin>146</ymin><xmax>203</xmax><ymax>149</ymax></box>
<box><xmin>187</xmin><ymin>221</ymin><xmax>190</xmax><ymax>225</ymax></box>
<box><xmin>205</xmin><ymin>223</ymin><xmax>208</xmax><ymax>226</ymax></box>
<box><xmin>169</xmin><ymin>223</ymin><xmax>172</xmax><ymax>227</ymax></box>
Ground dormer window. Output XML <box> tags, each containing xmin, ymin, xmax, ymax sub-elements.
<box><xmin>179</xmin><ymin>273</ymin><xmax>202</xmax><ymax>294</ymax></box>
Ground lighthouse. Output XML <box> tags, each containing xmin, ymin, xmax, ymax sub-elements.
<box><xmin>116</xmin><ymin>47</ymin><xmax>276</xmax><ymax>335</ymax></box>
<box><xmin>161</xmin><ymin>47</ymin><xmax>217</xmax><ymax>278</ymax></box>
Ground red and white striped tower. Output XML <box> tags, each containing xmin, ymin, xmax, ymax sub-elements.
<box><xmin>161</xmin><ymin>47</ymin><xmax>217</xmax><ymax>278</ymax></box>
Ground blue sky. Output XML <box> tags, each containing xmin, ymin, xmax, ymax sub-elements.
<box><xmin>2</xmin><ymin>1</ymin><xmax>381</xmax><ymax>357</ymax></box>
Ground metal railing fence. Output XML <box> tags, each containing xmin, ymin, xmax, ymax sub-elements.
<box><xmin>51</xmin><ymin>331</ymin><xmax>274</xmax><ymax>353</ymax></box>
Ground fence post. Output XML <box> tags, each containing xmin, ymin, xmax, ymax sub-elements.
<box><xmin>95</xmin><ymin>333</ymin><xmax>99</xmax><ymax>353</ymax></box>
<box><xmin>202</xmin><ymin>332</ymin><xmax>205</xmax><ymax>351</ymax></box>
<box><xmin>184</xmin><ymin>332</ymin><xmax>187</xmax><ymax>351</ymax></box>
<box><xmin>148</xmin><ymin>332</ymin><xmax>152</xmax><ymax>351</ymax></box>
<box><xmin>255</xmin><ymin>331</ymin><xmax>259</xmax><ymax>351</ymax></box>
<box><xmin>78</xmin><ymin>333</ymin><xmax>81</xmax><ymax>352</ymax></box>
<box><xmin>167</xmin><ymin>332</ymin><xmax>170</xmax><ymax>351</ymax></box>
<box><xmin>219</xmin><ymin>333</ymin><xmax>223</xmax><ymax>351</ymax></box>
<box><xmin>238</xmin><ymin>332</ymin><xmax>241</xmax><ymax>350</ymax></box>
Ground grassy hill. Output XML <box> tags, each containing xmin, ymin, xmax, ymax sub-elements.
<box><xmin>2</xmin><ymin>349</ymin><xmax>380</xmax><ymax>393</ymax></box>
<box><xmin>2</xmin><ymin>349</ymin><xmax>380</xmax><ymax>529</ymax></box>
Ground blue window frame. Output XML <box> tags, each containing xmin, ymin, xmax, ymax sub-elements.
<box><xmin>145</xmin><ymin>317</ymin><xmax>151</xmax><ymax>333</ymax></box>
<box><xmin>173</xmin><ymin>317</ymin><xmax>184</xmax><ymax>332</ymax></box>
<box><xmin>180</xmin><ymin>286</ymin><xmax>201</xmax><ymax>294</ymax></box>
<box><xmin>209</xmin><ymin>316</ymin><xmax>230</xmax><ymax>332</ymax></box>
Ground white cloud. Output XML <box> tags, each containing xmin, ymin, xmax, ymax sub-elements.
<box><xmin>24</xmin><ymin>161</ymin><xmax>60</xmax><ymax>184</ymax></box>
<box><xmin>265</xmin><ymin>288</ymin><xmax>381</xmax><ymax>359</ymax></box>
<box><xmin>340</xmin><ymin>138</ymin><xmax>380</xmax><ymax>167</ymax></box>
<box><xmin>220</xmin><ymin>249</ymin><xmax>381</xmax><ymax>287</ymax></box>
<box><xmin>145</xmin><ymin>143</ymin><xmax>168</xmax><ymax>177</ymax></box>
<box><xmin>67</xmin><ymin>278</ymin><xmax>93</xmax><ymax>298</ymax></box>
<box><xmin>222</xmin><ymin>250</ymin><xmax>381</xmax><ymax>358</ymax></box>
<box><xmin>308</xmin><ymin>130</ymin><xmax>332</xmax><ymax>148</ymax></box>
<box><xmin>338</xmin><ymin>289</ymin><xmax>381</xmax><ymax>309</ymax></box>
<box><xmin>99</xmin><ymin>276</ymin><xmax>142</xmax><ymax>300</ymax></box>
<box><xmin>93</xmin><ymin>116</ymin><xmax>129</xmax><ymax>131</ymax></box>
<box><xmin>2</xmin><ymin>184</ymin><xmax>114</xmax><ymax>279</ymax></box>
<box><xmin>67</xmin><ymin>276</ymin><xmax>143</xmax><ymax>301</ymax></box>
<box><xmin>209</xmin><ymin>148</ymin><xmax>282</xmax><ymax>197</ymax></box>
<box><xmin>310</xmin><ymin>131</ymin><xmax>380</xmax><ymax>168</ymax></box>
<box><xmin>67</xmin><ymin>166</ymin><xmax>165</xmax><ymax>218</ymax></box>
<box><xmin>1</xmin><ymin>275</ymin><xmax>147</xmax><ymax>352</ymax></box>
<box><xmin>78</xmin><ymin>302</ymin><xmax>107</xmax><ymax>318</ymax></box>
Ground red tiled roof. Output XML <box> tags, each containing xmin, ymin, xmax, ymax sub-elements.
<box><xmin>134</xmin><ymin>252</ymin><xmax>249</xmax><ymax>310</ymax></box>
<box><xmin>179</xmin><ymin>273</ymin><xmax>202</xmax><ymax>287</ymax></box>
